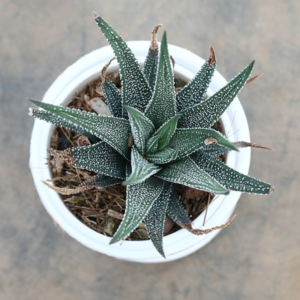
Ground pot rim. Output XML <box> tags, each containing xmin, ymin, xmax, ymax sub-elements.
<box><xmin>29</xmin><ymin>41</ymin><xmax>251</xmax><ymax>263</ymax></box>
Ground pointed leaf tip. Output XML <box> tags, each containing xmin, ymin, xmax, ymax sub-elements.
<box><xmin>150</xmin><ymin>24</ymin><xmax>163</xmax><ymax>50</ymax></box>
<box><xmin>122</xmin><ymin>146</ymin><xmax>161</xmax><ymax>186</ymax></box>
<box><xmin>92</xmin><ymin>11</ymin><xmax>99</xmax><ymax>18</ymax></box>
<box><xmin>207</xmin><ymin>45</ymin><xmax>217</xmax><ymax>66</ymax></box>
<box><xmin>269</xmin><ymin>186</ymin><xmax>275</xmax><ymax>194</ymax></box>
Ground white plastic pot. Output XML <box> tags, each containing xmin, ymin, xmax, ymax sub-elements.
<box><xmin>29</xmin><ymin>41</ymin><xmax>251</xmax><ymax>263</ymax></box>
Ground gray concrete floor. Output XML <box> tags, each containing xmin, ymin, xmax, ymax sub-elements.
<box><xmin>0</xmin><ymin>0</ymin><xmax>299</xmax><ymax>299</ymax></box>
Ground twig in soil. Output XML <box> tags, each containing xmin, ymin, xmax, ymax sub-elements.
<box><xmin>60</xmin><ymin>127</ymin><xmax>75</xmax><ymax>148</ymax></box>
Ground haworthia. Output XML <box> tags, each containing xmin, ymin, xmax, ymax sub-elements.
<box><xmin>29</xmin><ymin>16</ymin><xmax>274</xmax><ymax>259</ymax></box>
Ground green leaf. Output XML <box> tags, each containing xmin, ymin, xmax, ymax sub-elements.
<box><xmin>197</xmin><ymin>143</ymin><xmax>230</xmax><ymax>158</ymax></box>
<box><xmin>175</xmin><ymin>80</ymin><xmax>187</xmax><ymax>88</ymax></box>
<box><xmin>144</xmin><ymin>133</ymin><xmax>160</xmax><ymax>154</ymax></box>
<box><xmin>176</xmin><ymin>47</ymin><xmax>216</xmax><ymax>112</ymax></box>
<box><xmin>145</xmin><ymin>31</ymin><xmax>176</xmax><ymax>128</ymax></box>
<box><xmin>110</xmin><ymin>177</ymin><xmax>164</xmax><ymax>244</ymax></box>
<box><xmin>30</xmin><ymin>108</ymin><xmax>100</xmax><ymax>143</ymax></box>
<box><xmin>94</xmin><ymin>173</ymin><xmax>123</xmax><ymax>189</ymax></box>
<box><xmin>167</xmin><ymin>189</ymin><xmax>190</xmax><ymax>225</ymax></box>
<box><xmin>70</xmin><ymin>141</ymin><xmax>127</xmax><ymax>179</ymax></box>
<box><xmin>178</xmin><ymin>61</ymin><xmax>255</xmax><ymax>128</ymax></box>
<box><xmin>143</xmin><ymin>25</ymin><xmax>161</xmax><ymax>90</ymax></box>
<box><xmin>102</xmin><ymin>80</ymin><xmax>123</xmax><ymax>118</ymax></box>
<box><xmin>167</xmin><ymin>128</ymin><xmax>238</xmax><ymax>160</ymax></box>
<box><xmin>94</xmin><ymin>15</ymin><xmax>152</xmax><ymax>112</ymax></box>
<box><xmin>146</xmin><ymin>115</ymin><xmax>180</xmax><ymax>154</ymax></box>
<box><xmin>122</xmin><ymin>146</ymin><xmax>161</xmax><ymax>186</ymax></box>
<box><xmin>144</xmin><ymin>182</ymin><xmax>172</xmax><ymax>258</ymax></box>
<box><xmin>144</xmin><ymin>47</ymin><xmax>159</xmax><ymax>91</ymax></box>
<box><xmin>125</xmin><ymin>106</ymin><xmax>155</xmax><ymax>155</ymax></box>
<box><xmin>30</xmin><ymin>100</ymin><xmax>130</xmax><ymax>159</ymax></box>
<box><xmin>156</xmin><ymin>157</ymin><xmax>228</xmax><ymax>194</ymax></box>
<box><xmin>146</xmin><ymin>147</ymin><xmax>178</xmax><ymax>164</ymax></box>
<box><xmin>190</xmin><ymin>151</ymin><xmax>273</xmax><ymax>194</ymax></box>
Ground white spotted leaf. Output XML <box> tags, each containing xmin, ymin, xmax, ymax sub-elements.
<box><xmin>167</xmin><ymin>189</ymin><xmax>190</xmax><ymax>225</ymax></box>
<box><xmin>197</xmin><ymin>143</ymin><xmax>230</xmax><ymax>158</ymax></box>
<box><xmin>125</xmin><ymin>106</ymin><xmax>155</xmax><ymax>155</ymax></box>
<box><xmin>145</xmin><ymin>32</ymin><xmax>176</xmax><ymax>128</ymax></box>
<box><xmin>146</xmin><ymin>147</ymin><xmax>177</xmax><ymax>164</ymax></box>
<box><xmin>30</xmin><ymin>100</ymin><xmax>130</xmax><ymax>159</ymax></box>
<box><xmin>167</xmin><ymin>128</ymin><xmax>238</xmax><ymax>160</ymax></box>
<box><xmin>122</xmin><ymin>146</ymin><xmax>161</xmax><ymax>186</ymax></box>
<box><xmin>176</xmin><ymin>49</ymin><xmax>216</xmax><ymax>112</ymax></box>
<box><xmin>144</xmin><ymin>182</ymin><xmax>172</xmax><ymax>258</ymax></box>
<box><xmin>70</xmin><ymin>141</ymin><xmax>127</xmax><ymax>179</ymax></box>
<box><xmin>94</xmin><ymin>173</ymin><xmax>124</xmax><ymax>189</ymax></box>
<box><xmin>178</xmin><ymin>61</ymin><xmax>255</xmax><ymax>128</ymax></box>
<box><xmin>110</xmin><ymin>177</ymin><xmax>164</xmax><ymax>244</ymax></box>
<box><xmin>156</xmin><ymin>157</ymin><xmax>228</xmax><ymax>194</ymax></box>
<box><xmin>94</xmin><ymin>16</ymin><xmax>152</xmax><ymax>112</ymax></box>
<box><xmin>144</xmin><ymin>48</ymin><xmax>159</xmax><ymax>91</ymax></box>
<box><xmin>146</xmin><ymin>115</ymin><xmax>180</xmax><ymax>154</ymax></box>
<box><xmin>102</xmin><ymin>80</ymin><xmax>123</xmax><ymax>118</ymax></box>
<box><xmin>30</xmin><ymin>107</ymin><xmax>99</xmax><ymax>143</ymax></box>
<box><xmin>190</xmin><ymin>151</ymin><xmax>273</xmax><ymax>194</ymax></box>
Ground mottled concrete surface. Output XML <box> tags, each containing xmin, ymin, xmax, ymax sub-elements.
<box><xmin>0</xmin><ymin>1</ymin><xmax>299</xmax><ymax>299</ymax></box>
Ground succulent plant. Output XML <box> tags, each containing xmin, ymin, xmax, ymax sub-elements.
<box><xmin>28</xmin><ymin>13</ymin><xmax>273</xmax><ymax>258</ymax></box>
